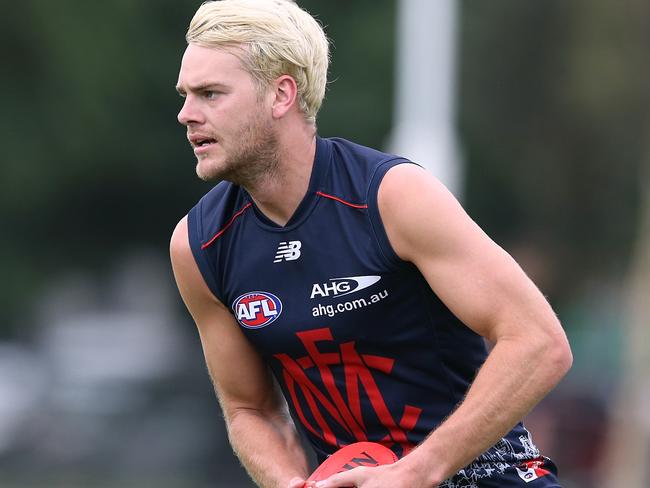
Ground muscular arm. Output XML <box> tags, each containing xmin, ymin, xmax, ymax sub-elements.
<box><xmin>170</xmin><ymin>217</ymin><xmax>309</xmax><ymax>488</ymax></box>
<box><xmin>319</xmin><ymin>164</ymin><xmax>572</xmax><ymax>487</ymax></box>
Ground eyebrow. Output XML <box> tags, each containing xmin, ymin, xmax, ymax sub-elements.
<box><xmin>175</xmin><ymin>82</ymin><xmax>229</xmax><ymax>95</ymax></box>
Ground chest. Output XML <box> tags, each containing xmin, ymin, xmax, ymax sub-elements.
<box><xmin>216</xmin><ymin>205</ymin><xmax>402</xmax><ymax>357</ymax></box>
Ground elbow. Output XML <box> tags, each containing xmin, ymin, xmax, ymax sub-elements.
<box><xmin>225</xmin><ymin>398</ymin><xmax>291</xmax><ymax>430</ymax></box>
<box><xmin>558</xmin><ymin>334</ymin><xmax>573</xmax><ymax>377</ymax></box>
<box><xmin>513</xmin><ymin>319</ymin><xmax>573</xmax><ymax>389</ymax></box>
<box><xmin>543</xmin><ymin>328</ymin><xmax>573</xmax><ymax>385</ymax></box>
<box><xmin>226</xmin><ymin>404</ymin><xmax>266</xmax><ymax>426</ymax></box>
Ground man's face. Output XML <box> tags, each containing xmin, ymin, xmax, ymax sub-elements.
<box><xmin>176</xmin><ymin>44</ymin><xmax>278</xmax><ymax>184</ymax></box>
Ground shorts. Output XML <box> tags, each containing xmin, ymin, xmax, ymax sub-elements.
<box><xmin>440</xmin><ymin>456</ymin><xmax>561</xmax><ymax>488</ymax></box>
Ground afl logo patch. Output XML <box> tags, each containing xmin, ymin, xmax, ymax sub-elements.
<box><xmin>233</xmin><ymin>291</ymin><xmax>283</xmax><ymax>329</ymax></box>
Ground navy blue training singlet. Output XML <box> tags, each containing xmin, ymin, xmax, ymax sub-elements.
<box><xmin>187</xmin><ymin>136</ymin><xmax>561</xmax><ymax>487</ymax></box>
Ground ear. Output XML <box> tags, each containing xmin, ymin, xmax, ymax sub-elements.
<box><xmin>271</xmin><ymin>75</ymin><xmax>298</xmax><ymax>119</ymax></box>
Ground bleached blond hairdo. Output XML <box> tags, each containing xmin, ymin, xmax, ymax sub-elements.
<box><xmin>186</xmin><ymin>0</ymin><xmax>330</xmax><ymax>124</ymax></box>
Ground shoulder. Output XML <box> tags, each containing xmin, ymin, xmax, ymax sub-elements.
<box><xmin>378</xmin><ymin>163</ymin><xmax>460</xmax><ymax>209</ymax></box>
<box><xmin>170</xmin><ymin>214</ymin><xmax>228</xmax><ymax>313</ymax></box>
<box><xmin>170</xmin><ymin>215</ymin><xmax>191</xmax><ymax>264</ymax></box>
<box><xmin>175</xmin><ymin>182</ymin><xmax>249</xmax><ymax>303</ymax></box>
<box><xmin>169</xmin><ymin>215</ymin><xmax>200</xmax><ymax>293</ymax></box>
<box><xmin>377</xmin><ymin>164</ymin><xmax>478</xmax><ymax>262</ymax></box>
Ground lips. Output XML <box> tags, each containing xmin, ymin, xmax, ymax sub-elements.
<box><xmin>188</xmin><ymin>134</ymin><xmax>218</xmax><ymax>156</ymax></box>
<box><xmin>188</xmin><ymin>134</ymin><xmax>217</xmax><ymax>148</ymax></box>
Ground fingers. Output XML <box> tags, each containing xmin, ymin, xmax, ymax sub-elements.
<box><xmin>314</xmin><ymin>468</ymin><xmax>363</xmax><ymax>487</ymax></box>
<box><xmin>287</xmin><ymin>476</ymin><xmax>307</xmax><ymax>488</ymax></box>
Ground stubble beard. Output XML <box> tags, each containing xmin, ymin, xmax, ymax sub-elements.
<box><xmin>196</xmin><ymin>112</ymin><xmax>279</xmax><ymax>189</ymax></box>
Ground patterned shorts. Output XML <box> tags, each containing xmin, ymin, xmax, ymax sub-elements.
<box><xmin>440</xmin><ymin>457</ymin><xmax>561</xmax><ymax>488</ymax></box>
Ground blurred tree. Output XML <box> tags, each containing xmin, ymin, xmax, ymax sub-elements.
<box><xmin>0</xmin><ymin>0</ymin><xmax>394</xmax><ymax>335</ymax></box>
<box><xmin>459</xmin><ymin>0</ymin><xmax>647</xmax><ymax>306</ymax></box>
<box><xmin>0</xmin><ymin>0</ymin><xmax>203</xmax><ymax>333</ymax></box>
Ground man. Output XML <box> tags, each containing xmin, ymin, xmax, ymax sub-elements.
<box><xmin>170</xmin><ymin>1</ymin><xmax>573</xmax><ymax>487</ymax></box>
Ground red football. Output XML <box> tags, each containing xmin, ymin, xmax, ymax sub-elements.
<box><xmin>305</xmin><ymin>442</ymin><xmax>398</xmax><ymax>486</ymax></box>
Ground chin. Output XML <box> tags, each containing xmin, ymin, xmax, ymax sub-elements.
<box><xmin>195</xmin><ymin>158</ymin><xmax>224</xmax><ymax>182</ymax></box>
<box><xmin>195</xmin><ymin>163</ymin><xmax>217</xmax><ymax>182</ymax></box>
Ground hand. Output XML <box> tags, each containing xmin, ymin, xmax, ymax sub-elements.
<box><xmin>287</xmin><ymin>476</ymin><xmax>308</xmax><ymax>488</ymax></box>
<box><xmin>312</xmin><ymin>461</ymin><xmax>428</xmax><ymax>488</ymax></box>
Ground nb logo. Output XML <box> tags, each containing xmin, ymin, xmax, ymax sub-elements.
<box><xmin>274</xmin><ymin>240</ymin><xmax>302</xmax><ymax>263</ymax></box>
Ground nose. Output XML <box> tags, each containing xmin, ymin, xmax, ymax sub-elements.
<box><xmin>177</xmin><ymin>96</ymin><xmax>203</xmax><ymax>126</ymax></box>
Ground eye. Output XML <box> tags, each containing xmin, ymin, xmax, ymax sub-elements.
<box><xmin>203</xmin><ymin>90</ymin><xmax>219</xmax><ymax>100</ymax></box>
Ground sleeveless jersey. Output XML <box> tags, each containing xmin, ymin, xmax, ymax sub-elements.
<box><xmin>187</xmin><ymin>136</ymin><xmax>560</xmax><ymax>487</ymax></box>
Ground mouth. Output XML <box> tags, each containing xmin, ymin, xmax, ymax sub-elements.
<box><xmin>189</xmin><ymin>135</ymin><xmax>218</xmax><ymax>154</ymax></box>
<box><xmin>195</xmin><ymin>138</ymin><xmax>216</xmax><ymax>147</ymax></box>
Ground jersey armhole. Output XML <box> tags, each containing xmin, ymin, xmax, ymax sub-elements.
<box><xmin>366</xmin><ymin>158</ymin><xmax>415</xmax><ymax>268</ymax></box>
<box><xmin>187</xmin><ymin>203</ymin><xmax>225</xmax><ymax>303</ymax></box>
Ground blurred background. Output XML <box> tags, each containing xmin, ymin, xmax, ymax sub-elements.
<box><xmin>1</xmin><ymin>0</ymin><xmax>649</xmax><ymax>487</ymax></box>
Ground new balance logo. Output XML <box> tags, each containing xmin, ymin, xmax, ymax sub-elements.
<box><xmin>274</xmin><ymin>241</ymin><xmax>302</xmax><ymax>263</ymax></box>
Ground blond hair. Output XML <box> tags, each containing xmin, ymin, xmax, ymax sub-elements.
<box><xmin>186</xmin><ymin>0</ymin><xmax>329</xmax><ymax>124</ymax></box>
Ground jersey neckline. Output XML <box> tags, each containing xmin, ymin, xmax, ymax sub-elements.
<box><xmin>245</xmin><ymin>136</ymin><xmax>331</xmax><ymax>232</ymax></box>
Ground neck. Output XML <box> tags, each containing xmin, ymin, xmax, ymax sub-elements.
<box><xmin>244</xmin><ymin>123</ymin><xmax>317</xmax><ymax>227</ymax></box>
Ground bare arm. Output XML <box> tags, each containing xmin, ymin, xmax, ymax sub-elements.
<box><xmin>318</xmin><ymin>164</ymin><xmax>572</xmax><ymax>487</ymax></box>
<box><xmin>170</xmin><ymin>216</ymin><xmax>309</xmax><ymax>488</ymax></box>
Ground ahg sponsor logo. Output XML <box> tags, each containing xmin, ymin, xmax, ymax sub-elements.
<box><xmin>233</xmin><ymin>291</ymin><xmax>282</xmax><ymax>329</ymax></box>
<box><xmin>310</xmin><ymin>275</ymin><xmax>381</xmax><ymax>299</ymax></box>
<box><xmin>312</xmin><ymin>290</ymin><xmax>389</xmax><ymax>317</ymax></box>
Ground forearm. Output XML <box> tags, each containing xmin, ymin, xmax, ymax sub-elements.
<box><xmin>226</xmin><ymin>406</ymin><xmax>310</xmax><ymax>488</ymax></box>
<box><xmin>401</xmin><ymin>332</ymin><xmax>571</xmax><ymax>485</ymax></box>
